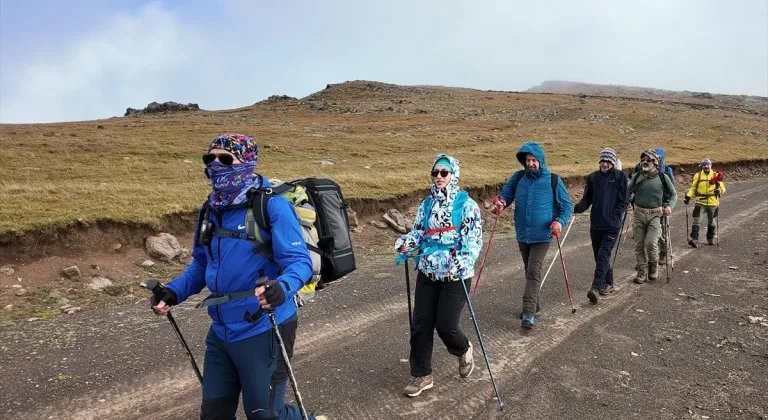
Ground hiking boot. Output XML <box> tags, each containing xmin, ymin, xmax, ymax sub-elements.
<box><xmin>599</xmin><ymin>284</ymin><xmax>614</xmax><ymax>295</ymax></box>
<box><xmin>403</xmin><ymin>375</ymin><xmax>434</xmax><ymax>397</ymax></box>
<box><xmin>688</xmin><ymin>238</ymin><xmax>698</xmax><ymax>248</ymax></box>
<box><xmin>647</xmin><ymin>262</ymin><xmax>659</xmax><ymax>282</ymax></box>
<box><xmin>658</xmin><ymin>251</ymin><xmax>667</xmax><ymax>265</ymax></box>
<box><xmin>521</xmin><ymin>314</ymin><xmax>535</xmax><ymax>329</ymax></box>
<box><xmin>707</xmin><ymin>238</ymin><xmax>715</xmax><ymax>246</ymax></box>
<box><xmin>519</xmin><ymin>304</ymin><xmax>542</xmax><ymax>319</ymax></box>
<box><xmin>316</xmin><ymin>416</ymin><xmax>331</xmax><ymax>420</ymax></box>
<box><xmin>633</xmin><ymin>264</ymin><xmax>647</xmax><ymax>284</ymax></box>
<box><xmin>587</xmin><ymin>288</ymin><xmax>599</xmax><ymax>304</ymax></box>
<box><xmin>459</xmin><ymin>341</ymin><xmax>474</xmax><ymax>378</ymax></box>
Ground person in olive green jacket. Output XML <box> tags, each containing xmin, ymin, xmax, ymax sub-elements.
<box><xmin>684</xmin><ymin>158</ymin><xmax>725</xmax><ymax>247</ymax></box>
<box><xmin>628</xmin><ymin>150</ymin><xmax>677</xmax><ymax>283</ymax></box>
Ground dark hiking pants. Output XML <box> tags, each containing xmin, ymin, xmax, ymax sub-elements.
<box><xmin>690</xmin><ymin>203</ymin><xmax>718</xmax><ymax>241</ymax></box>
<box><xmin>410</xmin><ymin>271</ymin><xmax>471</xmax><ymax>377</ymax></box>
<box><xmin>590</xmin><ymin>228</ymin><xmax>618</xmax><ymax>290</ymax></box>
<box><xmin>518</xmin><ymin>242</ymin><xmax>551</xmax><ymax>315</ymax></box>
<box><xmin>200</xmin><ymin>317</ymin><xmax>312</xmax><ymax>420</ymax></box>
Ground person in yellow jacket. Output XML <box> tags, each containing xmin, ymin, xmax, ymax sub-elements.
<box><xmin>684</xmin><ymin>158</ymin><xmax>725</xmax><ymax>247</ymax></box>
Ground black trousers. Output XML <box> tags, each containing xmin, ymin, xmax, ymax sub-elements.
<box><xmin>409</xmin><ymin>271</ymin><xmax>471</xmax><ymax>377</ymax></box>
<box><xmin>590</xmin><ymin>228</ymin><xmax>618</xmax><ymax>290</ymax></box>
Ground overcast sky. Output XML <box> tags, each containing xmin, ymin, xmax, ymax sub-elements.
<box><xmin>1</xmin><ymin>0</ymin><xmax>766</xmax><ymax>123</ymax></box>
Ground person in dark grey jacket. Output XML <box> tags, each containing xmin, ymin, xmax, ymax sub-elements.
<box><xmin>573</xmin><ymin>148</ymin><xmax>630</xmax><ymax>303</ymax></box>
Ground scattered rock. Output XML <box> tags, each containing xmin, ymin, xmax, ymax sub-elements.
<box><xmin>4</xmin><ymin>304</ymin><xmax>13</xmax><ymax>311</ymax></box>
<box><xmin>103</xmin><ymin>284</ymin><xmax>129</xmax><ymax>297</ymax></box>
<box><xmin>619</xmin><ymin>371</ymin><xmax>630</xmax><ymax>376</ymax></box>
<box><xmin>351</xmin><ymin>226</ymin><xmax>364</xmax><ymax>234</ymax></box>
<box><xmin>346</xmin><ymin>209</ymin><xmax>359</xmax><ymax>228</ymax></box>
<box><xmin>178</xmin><ymin>247</ymin><xmax>191</xmax><ymax>261</ymax></box>
<box><xmin>96</xmin><ymin>125</ymin><xmax>105</xmax><ymax>129</ymax></box>
<box><xmin>630</xmin><ymin>352</ymin><xmax>639</xmax><ymax>357</ymax></box>
<box><xmin>14</xmin><ymin>288</ymin><xmax>26</xmax><ymax>296</ymax></box>
<box><xmin>0</xmin><ymin>266</ymin><xmax>14</xmax><ymax>276</ymax></box>
<box><xmin>145</xmin><ymin>233</ymin><xmax>182</xmax><ymax>262</ymax></box>
<box><xmin>747</xmin><ymin>316</ymin><xmax>766</xmax><ymax>324</ymax></box>
<box><xmin>383</xmin><ymin>209</ymin><xmax>408</xmax><ymax>234</ymax></box>
<box><xmin>635</xmin><ymin>309</ymin><xmax>645</xmax><ymax>313</ymax></box>
<box><xmin>728</xmin><ymin>266</ymin><xmax>738</xmax><ymax>270</ymax></box>
<box><xmin>370</xmin><ymin>220</ymin><xmax>388</xmax><ymax>229</ymax></box>
<box><xmin>140</xmin><ymin>260</ymin><xmax>156</xmax><ymax>268</ymax></box>
<box><xmin>60</xmin><ymin>304</ymin><xmax>72</xmax><ymax>312</ymax></box>
<box><xmin>125</xmin><ymin>101</ymin><xmax>201</xmax><ymax>117</ymax></box>
<box><xmin>61</xmin><ymin>265</ymin><xmax>81</xmax><ymax>279</ymax></box>
<box><xmin>314</xmin><ymin>160</ymin><xmax>334</xmax><ymax>165</ymax></box>
<box><xmin>66</xmin><ymin>307</ymin><xmax>82</xmax><ymax>315</ymax></box>
<box><xmin>27</xmin><ymin>317</ymin><xmax>40</xmax><ymax>322</ymax></box>
<box><xmin>90</xmin><ymin>264</ymin><xmax>99</xmax><ymax>271</ymax></box>
<box><xmin>11</xmin><ymin>284</ymin><xmax>22</xmax><ymax>289</ymax></box>
<box><xmin>88</xmin><ymin>277</ymin><xmax>113</xmax><ymax>291</ymax></box>
<box><xmin>112</xmin><ymin>243</ymin><xmax>123</xmax><ymax>253</ymax></box>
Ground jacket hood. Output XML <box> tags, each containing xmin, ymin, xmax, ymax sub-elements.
<box><xmin>516</xmin><ymin>142</ymin><xmax>549</xmax><ymax>172</ymax></box>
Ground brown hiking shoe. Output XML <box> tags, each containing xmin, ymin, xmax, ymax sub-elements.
<box><xmin>459</xmin><ymin>341</ymin><xmax>474</xmax><ymax>378</ymax></box>
<box><xmin>403</xmin><ymin>375</ymin><xmax>434</xmax><ymax>397</ymax></box>
<box><xmin>647</xmin><ymin>262</ymin><xmax>658</xmax><ymax>282</ymax></box>
<box><xmin>633</xmin><ymin>264</ymin><xmax>647</xmax><ymax>284</ymax></box>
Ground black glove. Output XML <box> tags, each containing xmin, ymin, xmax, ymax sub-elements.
<box><xmin>714</xmin><ymin>189</ymin><xmax>721</xmax><ymax>197</ymax></box>
<box><xmin>683</xmin><ymin>195</ymin><xmax>690</xmax><ymax>205</ymax></box>
<box><xmin>260</xmin><ymin>279</ymin><xmax>286</xmax><ymax>308</ymax></box>
<box><xmin>150</xmin><ymin>287</ymin><xmax>178</xmax><ymax>307</ymax></box>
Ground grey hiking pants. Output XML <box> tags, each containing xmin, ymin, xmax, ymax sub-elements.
<box><xmin>691</xmin><ymin>203</ymin><xmax>718</xmax><ymax>241</ymax></box>
<box><xmin>518</xmin><ymin>242</ymin><xmax>550</xmax><ymax>315</ymax></box>
<box><xmin>633</xmin><ymin>206</ymin><xmax>663</xmax><ymax>267</ymax></box>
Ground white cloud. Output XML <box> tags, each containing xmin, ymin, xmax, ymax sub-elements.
<box><xmin>0</xmin><ymin>3</ymin><xmax>212</xmax><ymax>123</ymax></box>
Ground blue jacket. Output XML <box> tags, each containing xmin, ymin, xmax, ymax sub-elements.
<box><xmin>167</xmin><ymin>177</ymin><xmax>313</xmax><ymax>343</ymax></box>
<box><xmin>498</xmin><ymin>142</ymin><xmax>574</xmax><ymax>244</ymax></box>
<box><xmin>574</xmin><ymin>169</ymin><xmax>630</xmax><ymax>231</ymax></box>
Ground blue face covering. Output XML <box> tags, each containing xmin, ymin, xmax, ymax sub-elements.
<box><xmin>206</xmin><ymin>161</ymin><xmax>257</xmax><ymax>209</ymax></box>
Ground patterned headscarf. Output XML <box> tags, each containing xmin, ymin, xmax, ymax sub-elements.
<box><xmin>208</xmin><ymin>133</ymin><xmax>259</xmax><ymax>165</ymax></box>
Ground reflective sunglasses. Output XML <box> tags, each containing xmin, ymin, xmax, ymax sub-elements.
<box><xmin>202</xmin><ymin>153</ymin><xmax>235</xmax><ymax>166</ymax></box>
<box><xmin>431</xmin><ymin>169</ymin><xmax>451</xmax><ymax>178</ymax></box>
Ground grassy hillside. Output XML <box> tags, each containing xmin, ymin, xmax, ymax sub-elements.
<box><xmin>1</xmin><ymin>80</ymin><xmax>766</xmax><ymax>233</ymax></box>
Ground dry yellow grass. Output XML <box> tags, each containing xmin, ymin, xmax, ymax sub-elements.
<box><xmin>1</xmin><ymin>81</ymin><xmax>766</xmax><ymax>234</ymax></box>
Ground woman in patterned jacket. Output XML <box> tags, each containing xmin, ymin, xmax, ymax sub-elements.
<box><xmin>395</xmin><ymin>154</ymin><xmax>483</xmax><ymax>398</ymax></box>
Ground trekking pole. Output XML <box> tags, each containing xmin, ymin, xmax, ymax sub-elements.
<box><xmin>404</xmin><ymin>260</ymin><xmax>414</xmax><ymax>333</ymax></box>
<box><xmin>715</xmin><ymin>193</ymin><xmax>721</xmax><ymax>248</ymax></box>
<box><xmin>663</xmin><ymin>215</ymin><xmax>672</xmax><ymax>283</ymax></box>
<box><xmin>554</xmin><ymin>233</ymin><xmax>576</xmax><ymax>314</ymax></box>
<box><xmin>611</xmin><ymin>210</ymin><xmax>627</xmax><ymax>269</ymax></box>
<box><xmin>145</xmin><ymin>280</ymin><xmax>203</xmax><ymax>385</ymax></box>
<box><xmin>459</xmin><ymin>278</ymin><xmax>504</xmax><ymax>410</ymax></box>
<box><xmin>540</xmin><ymin>216</ymin><xmax>577</xmax><ymax>291</ymax></box>
<box><xmin>244</xmin><ymin>306</ymin><xmax>309</xmax><ymax>420</ymax></box>
<box><xmin>472</xmin><ymin>210</ymin><xmax>501</xmax><ymax>298</ymax></box>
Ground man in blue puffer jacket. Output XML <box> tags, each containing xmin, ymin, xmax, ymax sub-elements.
<box><xmin>150</xmin><ymin>134</ymin><xmax>328</xmax><ymax>420</ymax></box>
<box><xmin>491</xmin><ymin>142</ymin><xmax>573</xmax><ymax>329</ymax></box>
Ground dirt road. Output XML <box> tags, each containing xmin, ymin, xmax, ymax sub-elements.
<box><xmin>2</xmin><ymin>179</ymin><xmax>766</xmax><ymax>420</ymax></box>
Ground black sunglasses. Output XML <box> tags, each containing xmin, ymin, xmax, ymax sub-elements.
<box><xmin>202</xmin><ymin>153</ymin><xmax>235</xmax><ymax>166</ymax></box>
<box><xmin>431</xmin><ymin>169</ymin><xmax>451</xmax><ymax>178</ymax></box>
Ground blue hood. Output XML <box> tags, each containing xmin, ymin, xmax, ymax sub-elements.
<box><xmin>516</xmin><ymin>142</ymin><xmax>549</xmax><ymax>173</ymax></box>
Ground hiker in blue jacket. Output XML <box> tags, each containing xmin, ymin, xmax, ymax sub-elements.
<box><xmin>491</xmin><ymin>142</ymin><xmax>573</xmax><ymax>329</ymax></box>
<box><xmin>573</xmin><ymin>148</ymin><xmax>630</xmax><ymax>304</ymax></box>
<box><xmin>150</xmin><ymin>133</ymin><xmax>329</xmax><ymax>420</ymax></box>
<box><xmin>632</xmin><ymin>147</ymin><xmax>675</xmax><ymax>264</ymax></box>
